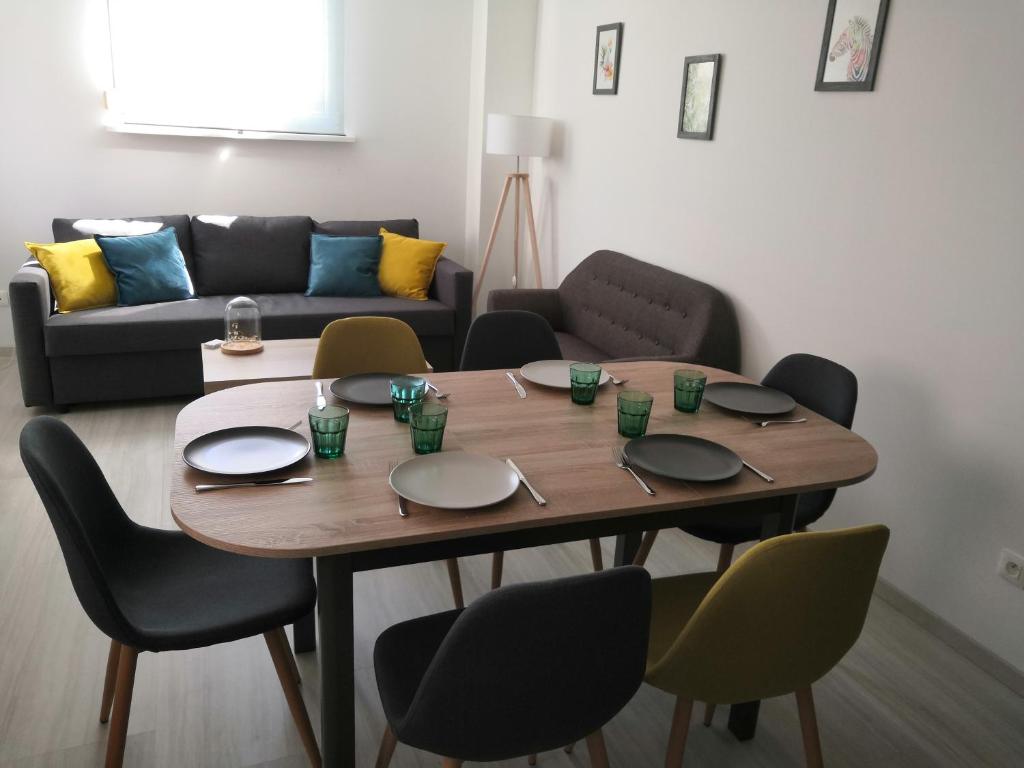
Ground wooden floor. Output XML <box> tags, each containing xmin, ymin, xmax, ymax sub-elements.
<box><xmin>1</xmin><ymin>351</ymin><xmax>1023</xmax><ymax>767</ymax></box>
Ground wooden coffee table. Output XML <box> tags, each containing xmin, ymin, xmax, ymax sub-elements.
<box><xmin>201</xmin><ymin>338</ymin><xmax>319</xmax><ymax>394</ymax></box>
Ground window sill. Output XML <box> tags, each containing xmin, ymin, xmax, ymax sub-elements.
<box><xmin>105</xmin><ymin>122</ymin><xmax>355</xmax><ymax>143</ymax></box>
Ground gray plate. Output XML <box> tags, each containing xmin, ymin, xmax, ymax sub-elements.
<box><xmin>519</xmin><ymin>360</ymin><xmax>612</xmax><ymax>389</ymax></box>
<box><xmin>183</xmin><ymin>427</ymin><xmax>310</xmax><ymax>476</ymax></box>
<box><xmin>389</xmin><ymin>453</ymin><xmax>520</xmax><ymax>509</ymax></box>
<box><xmin>702</xmin><ymin>382</ymin><xmax>796</xmax><ymax>416</ymax></box>
<box><xmin>624</xmin><ymin>434</ymin><xmax>742</xmax><ymax>482</ymax></box>
<box><xmin>330</xmin><ymin>373</ymin><xmax>400</xmax><ymax>406</ymax></box>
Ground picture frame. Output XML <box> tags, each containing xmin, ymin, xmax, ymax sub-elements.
<box><xmin>677</xmin><ymin>54</ymin><xmax>721</xmax><ymax>141</ymax></box>
<box><xmin>815</xmin><ymin>0</ymin><xmax>890</xmax><ymax>91</ymax></box>
<box><xmin>592</xmin><ymin>22</ymin><xmax>623</xmax><ymax>95</ymax></box>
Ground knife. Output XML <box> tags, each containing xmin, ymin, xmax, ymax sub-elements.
<box><xmin>505</xmin><ymin>371</ymin><xmax>527</xmax><ymax>399</ymax></box>
<box><xmin>506</xmin><ymin>459</ymin><xmax>547</xmax><ymax>506</ymax></box>
<box><xmin>195</xmin><ymin>477</ymin><xmax>313</xmax><ymax>493</ymax></box>
<box><xmin>315</xmin><ymin>381</ymin><xmax>327</xmax><ymax>410</ymax></box>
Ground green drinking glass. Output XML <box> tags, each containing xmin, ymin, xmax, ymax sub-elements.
<box><xmin>674</xmin><ymin>369</ymin><xmax>707</xmax><ymax>413</ymax></box>
<box><xmin>617</xmin><ymin>390</ymin><xmax>654</xmax><ymax>438</ymax></box>
<box><xmin>409</xmin><ymin>403</ymin><xmax>448</xmax><ymax>454</ymax></box>
<box><xmin>308</xmin><ymin>405</ymin><xmax>349</xmax><ymax>459</ymax></box>
<box><xmin>569</xmin><ymin>362</ymin><xmax>602</xmax><ymax>405</ymax></box>
<box><xmin>390</xmin><ymin>375</ymin><xmax>427</xmax><ymax>423</ymax></box>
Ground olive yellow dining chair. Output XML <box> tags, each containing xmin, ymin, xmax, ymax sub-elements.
<box><xmin>312</xmin><ymin>317</ymin><xmax>465</xmax><ymax>609</ymax></box>
<box><xmin>312</xmin><ymin>316</ymin><xmax>429</xmax><ymax>379</ymax></box>
<box><xmin>644</xmin><ymin>524</ymin><xmax>889</xmax><ymax>768</ymax></box>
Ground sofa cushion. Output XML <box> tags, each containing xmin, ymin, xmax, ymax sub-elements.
<box><xmin>44</xmin><ymin>294</ymin><xmax>454</xmax><ymax>357</ymax></box>
<box><xmin>554</xmin><ymin>332</ymin><xmax>608</xmax><ymax>364</ymax></box>
<box><xmin>52</xmin><ymin>215</ymin><xmax>194</xmax><ymax>275</ymax></box>
<box><xmin>191</xmin><ymin>215</ymin><xmax>313</xmax><ymax>296</ymax></box>
<box><xmin>315</xmin><ymin>219</ymin><xmax>419</xmax><ymax>239</ymax></box>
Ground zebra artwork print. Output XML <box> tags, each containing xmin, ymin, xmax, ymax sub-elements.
<box><xmin>828</xmin><ymin>15</ymin><xmax>874</xmax><ymax>83</ymax></box>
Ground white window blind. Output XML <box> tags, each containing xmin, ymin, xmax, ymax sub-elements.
<box><xmin>106</xmin><ymin>0</ymin><xmax>344</xmax><ymax>137</ymax></box>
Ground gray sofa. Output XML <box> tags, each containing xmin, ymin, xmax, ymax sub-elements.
<box><xmin>11</xmin><ymin>215</ymin><xmax>473</xmax><ymax>407</ymax></box>
<box><xmin>488</xmin><ymin>250</ymin><xmax>740</xmax><ymax>372</ymax></box>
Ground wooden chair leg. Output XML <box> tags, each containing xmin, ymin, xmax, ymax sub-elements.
<box><xmin>702</xmin><ymin>702</ymin><xmax>715</xmax><ymax>727</ymax></box>
<box><xmin>446</xmin><ymin>558</ymin><xmax>465</xmax><ymax>608</ymax></box>
<box><xmin>664</xmin><ymin>697</ymin><xmax>693</xmax><ymax>768</ymax></box>
<box><xmin>491</xmin><ymin>551</ymin><xmax>505</xmax><ymax>590</ymax></box>
<box><xmin>374</xmin><ymin>725</ymin><xmax>398</xmax><ymax>768</ymax></box>
<box><xmin>99</xmin><ymin>639</ymin><xmax>121</xmax><ymax>723</ymax></box>
<box><xmin>265</xmin><ymin>628</ymin><xmax>322</xmax><ymax>767</ymax></box>
<box><xmin>585</xmin><ymin>729</ymin><xmax>610</xmax><ymax>768</ymax></box>
<box><xmin>715</xmin><ymin>543</ymin><xmax>735</xmax><ymax>575</ymax></box>
<box><xmin>104</xmin><ymin>646</ymin><xmax>138</xmax><ymax>768</ymax></box>
<box><xmin>589</xmin><ymin>538</ymin><xmax>604</xmax><ymax>571</ymax></box>
<box><xmin>633</xmin><ymin>530</ymin><xmax>659</xmax><ymax>566</ymax></box>
<box><xmin>795</xmin><ymin>686</ymin><xmax>824</xmax><ymax>768</ymax></box>
<box><xmin>441</xmin><ymin>759</ymin><xmax>463</xmax><ymax>768</ymax></box>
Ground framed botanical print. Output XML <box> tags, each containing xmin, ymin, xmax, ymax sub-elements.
<box><xmin>678</xmin><ymin>54</ymin><xmax>721</xmax><ymax>141</ymax></box>
<box><xmin>815</xmin><ymin>0</ymin><xmax>890</xmax><ymax>91</ymax></box>
<box><xmin>592</xmin><ymin>23</ymin><xmax>623</xmax><ymax>95</ymax></box>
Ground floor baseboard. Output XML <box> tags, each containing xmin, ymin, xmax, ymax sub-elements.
<box><xmin>875</xmin><ymin>578</ymin><xmax>1024</xmax><ymax>696</ymax></box>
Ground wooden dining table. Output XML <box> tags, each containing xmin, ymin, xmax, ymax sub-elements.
<box><xmin>169</xmin><ymin>360</ymin><xmax>877</xmax><ymax>768</ymax></box>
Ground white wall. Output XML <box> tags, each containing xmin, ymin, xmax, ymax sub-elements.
<box><xmin>0</xmin><ymin>0</ymin><xmax>476</xmax><ymax>345</ymax></box>
<box><xmin>532</xmin><ymin>0</ymin><xmax>1024</xmax><ymax>670</ymax></box>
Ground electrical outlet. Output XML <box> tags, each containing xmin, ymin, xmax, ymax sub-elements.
<box><xmin>998</xmin><ymin>549</ymin><xmax>1024</xmax><ymax>588</ymax></box>
<box><xmin>0</xmin><ymin>290</ymin><xmax>8</xmax><ymax>307</ymax></box>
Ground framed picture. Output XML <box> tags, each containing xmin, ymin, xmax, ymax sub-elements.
<box><xmin>677</xmin><ymin>54</ymin><xmax>721</xmax><ymax>141</ymax></box>
<box><xmin>592</xmin><ymin>23</ymin><xmax>623</xmax><ymax>95</ymax></box>
<box><xmin>815</xmin><ymin>0</ymin><xmax>890</xmax><ymax>91</ymax></box>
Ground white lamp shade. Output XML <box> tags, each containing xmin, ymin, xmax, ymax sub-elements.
<box><xmin>486</xmin><ymin>113</ymin><xmax>554</xmax><ymax>158</ymax></box>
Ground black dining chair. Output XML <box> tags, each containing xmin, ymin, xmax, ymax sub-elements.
<box><xmin>372</xmin><ymin>566</ymin><xmax>652</xmax><ymax>768</ymax></box>
<box><xmin>459</xmin><ymin>310</ymin><xmax>606</xmax><ymax>588</ymax></box>
<box><xmin>19</xmin><ymin>416</ymin><xmax>321</xmax><ymax>768</ymax></box>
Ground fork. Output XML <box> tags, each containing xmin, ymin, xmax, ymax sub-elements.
<box><xmin>754</xmin><ymin>418</ymin><xmax>806</xmax><ymax>428</ymax></box>
<box><xmin>426</xmin><ymin>382</ymin><xmax>451</xmax><ymax>400</ymax></box>
<box><xmin>388</xmin><ymin>460</ymin><xmax>409</xmax><ymax>517</ymax></box>
<box><xmin>607</xmin><ymin>372</ymin><xmax>629</xmax><ymax>386</ymax></box>
<box><xmin>611</xmin><ymin>447</ymin><xmax>655</xmax><ymax>495</ymax></box>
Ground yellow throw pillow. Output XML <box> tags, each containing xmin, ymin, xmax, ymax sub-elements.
<box><xmin>377</xmin><ymin>228</ymin><xmax>446</xmax><ymax>301</ymax></box>
<box><xmin>25</xmin><ymin>239</ymin><xmax>117</xmax><ymax>313</ymax></box>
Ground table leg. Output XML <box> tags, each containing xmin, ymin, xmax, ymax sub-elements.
<box><xmin>613</xmin><ymin>531</ymin><xmax>643</xmax><ymax>567</ymax></box>
<box><xmin>293</xmin><ymin>607</ymin><xmax>316</xmax><ymax>654</ymax></box>
<box><xmin>727</xmin><ymin>494</ymin><xmax>799</xmax><ymax>742</ymax></box>
<box><xmin>317</xmin><ymin>555</ymin><xmax>355</xmax><ymax>768</ymax></box>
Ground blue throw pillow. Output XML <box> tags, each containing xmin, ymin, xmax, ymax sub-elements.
<box><xmin>306</xmin><ymin>234</ymin><xmax>383</xmax><ymax>297</ymax></box>
<box><xmin>96</xmin><ymin>228</ymin><xmax>194</xmax><ymax>306</ymax></box>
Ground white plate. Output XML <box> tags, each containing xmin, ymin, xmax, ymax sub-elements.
<box><xmin>519</xmin><ymin>360</ymin><xmax>612</xmax><ymax>389</ymax></box>
<box><xmin>389</xmin><ymin>453</ymin><xmax>520</xmax><ymax>509</ymax></box>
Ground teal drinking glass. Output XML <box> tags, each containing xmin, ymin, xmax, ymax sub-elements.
<box><xmin>390</xmin><ymin>375</ymin><xmax>427</xmax><ymax>423</ymax></box>
<box><xmin>674</xmin><ymin>369</ymin><xmax>707</xmax><ymax>413</ymax></box>
<box><xmin>409</xmin><ymin>403</ymin><xmax>448</xmax><ymax>454</ymax></box>
<box><xmin>308</xmin><ymin>405</ymin><xmax>349</xmax><ymax>459</ymax></box>
<box><xmin>617</xmin><ymin>390</ymin><xmax>654</xmax><ymax>438</ymax></box>
<box><xmin>569</xmin><ymin>362</ymin><xmax>602</xmax><ymax>405</ymax></box>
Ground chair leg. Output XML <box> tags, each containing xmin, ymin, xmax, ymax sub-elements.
<box><xmin>589</xmin><ymin>538</ymin><xmax>605</xmax><ymax>571</ymax></box>
<box><xmin>664</xmin><ymin>697</ymin><xmax>693</xmax><ymax>768</ymax></box>
<box><xmin>104</xmin><ymin>646</ymin><xmax>138</xmax><ymax>768</ymax></box>
<box><xmin>528</xmin><ymin>755</ymin><xmax>537</xmax><ymax>765</ymax></box>
<box><xmin>446</xmin><ymin>558</ymin><xmax>465</xmax><ymax>608</ymax></box>
<box><xmin>441</xmin><ymin>759</ymin><xmax>463</xmax><ymax>767</ymax></box>
<box><xmin>702</xmin><ymin>702</ymin><xmax>715</xmax><ymax>727</ymax></box>
<box><xmin>585</xmin><ymin>729</ymin><xmax>610</xmax><ymax>768</ymax></box>
<box><xmin>715</xmin><ymin>544</ymin><xmax>735</xmax><ymax>576</ymax></box>
<box><xmin>374</xmin><ymin>725</ymin><xmax>398</xmax><ymax>768</ymax></box>
<box><xmin>100</xmin><ymin>639</ymin><xmax>121</xmax><ymax>723</ymax></box>
<box><xmin>265</xmin><ymin>628</ymin><xmax>322</xmax><ymax>767</ymax></box>
<box><xmin>491</xmin><ymin>551</ymin><xmax>505</xmax><ymax>590</ymax></box>
<box><xmin>633</xmin><ymin>530</ymin><xmax>659</xmax><ymax>566</ymax></box>
<box><xmin>795</xmin><ymin>686</ymin><xmax>824</xmax><ymax>768</ymax></box>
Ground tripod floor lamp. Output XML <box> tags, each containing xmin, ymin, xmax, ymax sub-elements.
<box><xmin>473</xmin><ymin>113</ymin><xmax>555</xmax><ymax>306</ymax></box>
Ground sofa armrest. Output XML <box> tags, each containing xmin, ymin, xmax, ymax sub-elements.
<box><xmin>10</xmin><ymin>262</ymin><xmax>54</xmax><ymax>406</ymax></box>
<box><xmin>429</xmin><ymin>256</ymin><xmax>473</xmax><ymax>369</ymax></box>
<box><xmin>486</xmin><ymin>289</ymin><xmax>564</xmax><ymax>331</ymax></box>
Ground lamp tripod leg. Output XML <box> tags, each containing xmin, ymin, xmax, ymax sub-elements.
<box><xmin>473</xmin><ymin>174</ymin><xmax>515</xmax><ymax>308</ymax></box>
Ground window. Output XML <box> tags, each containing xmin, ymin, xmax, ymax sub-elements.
<box><xmin>105</xmin><ymin>0</ymin><xmax>344</xmax><ymax>139</ymax></box>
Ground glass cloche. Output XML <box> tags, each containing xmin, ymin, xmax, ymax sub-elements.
<box><xmin>221</xmin><ymin>296</ymin><xmax>264</xmax><ymax>355</ymax></box>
